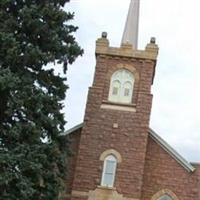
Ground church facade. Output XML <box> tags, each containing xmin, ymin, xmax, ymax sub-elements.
<box><xmin>62</xmin><ymin>1</ymin><xmax>200</xmax><ymax>199</ymax></box>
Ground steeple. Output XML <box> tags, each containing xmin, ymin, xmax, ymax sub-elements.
<box><xmin>121</xmin><ymin>0</ymin><xmax>140</xmax><ymax>49</ymax></box>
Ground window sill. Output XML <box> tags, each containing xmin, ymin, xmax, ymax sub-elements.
<box><xmin>101</xmin><ymin>100</ymin><xmax>136</xmax><ymax>112</ymax></box>
<box><xmin>97</xmin><ymin>185</ymin><xmax>116</xmax><ymax>191</ymax></box>
<box><xmin>103</xmin><ymin>100</ymin><xmax>136</xmax><ymax>107</ymax></box>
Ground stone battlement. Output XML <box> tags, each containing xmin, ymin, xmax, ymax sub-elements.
<box><xmin>96</xmin><ymin>34</ymin><xmax>159</xmax><ymax>61</ymax></box>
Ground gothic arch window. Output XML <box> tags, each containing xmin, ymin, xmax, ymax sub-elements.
<box><xmin>101</xmin><ymin>154</ymin><xmax>117</xmax><ymax>187</ymax></box>
<box><xmin>151</xmin><ymin>189</ymin><xmax>179</xmax><ymax>200</ymax></box>
<box><xmin>108</xmin><ymin>69</ymin><xmax>134</xmax><ymax>104</ymax></box>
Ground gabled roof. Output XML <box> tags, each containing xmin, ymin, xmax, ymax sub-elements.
<box><xmin>64</xmin><ymin>123</ymin><xmax>195</xmax><ymax>173</ymax></box>
<box><xmin>149</xmin><ymin>129</ymin><xmax>195</xmax><ymax>172</ymax></box>
<box><xmin>62</xmin><ymin>123</ymin><xmax>83</xmax><ymax>136</ymax></box>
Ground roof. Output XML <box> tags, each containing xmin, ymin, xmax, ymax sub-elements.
<box><xmin>62</xmin><ymin>123</ymin><xmax>83</xmax><ymax>136</ymax></box>
<box><xmin>64</xmin><ymin>123</ymin><xmax>195</xmax><ymax>172</ymax></box>
<box><xmin>149</xmin><ymin>129</ymin><xmax>195</xmax><ymax>172</ymax></box>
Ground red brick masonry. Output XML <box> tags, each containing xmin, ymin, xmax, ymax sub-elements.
<box><xmin>64</xmin><ymin>127</ymin><xmax>200</xmax><ymax>200</ymax></box>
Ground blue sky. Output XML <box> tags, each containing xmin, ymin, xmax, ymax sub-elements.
<box><xmin>64</xmin><ymin>0</ymin><xmax>200</xmax><ymax>162</ymax></box>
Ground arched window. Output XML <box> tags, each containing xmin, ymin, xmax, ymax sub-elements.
<box><xmin>108</xmin><ymin>69</ymin><xmax>134</xmax><ymax>104</ymax></box>
<box><xmin>158</xmin><ymin>195</ymin><xmax>173</xmax><ymax>200</ymax></box>
<box><xmin>111</xmin><ymin>80</ymin><xmax>121</xmax><ymax>102</ymax></box>
<box><xmin>101</xmin><ymin>155</ymin><xmax>117</xmax><ymax>187</ymax></box>
<box><xmin>151</xmin><ymin>189</ymin><xmax>178</xmax><ymax>200</ymax></box>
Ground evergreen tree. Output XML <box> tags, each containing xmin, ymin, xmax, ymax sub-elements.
<box><xmin>0</xmin><ymin>0</ymin><xmax>83</xmax><ymax>199</ymax></box>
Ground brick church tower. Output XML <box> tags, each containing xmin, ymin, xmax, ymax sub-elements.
<box><xmin>70</xmin><ymin>0</ymin><xmax>158</xmax><ymax>199</ymax></box>
<box><xmin>64</xmin><ymin>0</ymin><xmax>200</xmax><ymax>200</ymax></box>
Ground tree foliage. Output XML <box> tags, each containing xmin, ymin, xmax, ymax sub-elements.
<box><xmin>0</xmin><ymin>0</ymin><xmax>83</xmax><ymax>199</ymax></box>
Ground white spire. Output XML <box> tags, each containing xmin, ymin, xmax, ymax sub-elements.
<box><xmin>121</xmin><ymin>0</ymin><xmax>140</xmax><ymax>49</ymax></box>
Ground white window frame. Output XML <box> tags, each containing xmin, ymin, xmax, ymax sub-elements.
<box><xmin>101</xmin><ymin>155</ymin><xmax>117</xmax><ymax>187</ymax></box>
<box><xmin>108</xmin><ymin>69</ymin><xmax>134</xmax><ymax>104</ymax></box>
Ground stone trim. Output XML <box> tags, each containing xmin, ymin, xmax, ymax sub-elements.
<box><xmin>115</xmin><ymin>64</ymin><xmax>140</xmax><ymax>82</ymax></box>
<box><xmin>88</xmin><ymin>187</ymin><xmax>138</xmax><ymax>200</ymax></box>
<box><xmin>100</xmin><ymin>149</ymin><xmax>122</xmax><ymax>163</ymax></box>
<box><xmin>71</xmin><ymin>190</ymin><xmax>88</xmax><ymax>197</ymax></box>
<box><xmin>96</xmin><ymin>38</ymin><xmax>158</xmax><ymax>61</ymax></box>
<box><xmin>151</xmin><ymin>189</ymin><xmax>179</xmax><ymax>200</ymax></box>
<box><xmin>101</xmin><ymin>103</ymin><xmax>136</xmax><ymax>112</ymax></box>
<box><xmin>69</xmin><ymin>188</ymin><xmax>139</xmax><ymax>200</ymax></box>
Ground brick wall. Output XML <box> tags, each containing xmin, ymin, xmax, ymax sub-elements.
<box><xmin>65</xmin><ymin>127</ymin><xmax>200</xmax><ymax>200</ymax></box>
<box><xmin>63</xmin><ymin>128</ymin><xmax>82</xmax><ymax>199</ymax></box>
<box><xmin>141</xmin><ymin>136</ymin><xmax>199</xmax><ymax>200</ymax></box>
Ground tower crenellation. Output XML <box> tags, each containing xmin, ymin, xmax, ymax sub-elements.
<box><xmin>96</xmin><ymin>33</ymin><xmax>158</xmax><ymax>61</ymax></box>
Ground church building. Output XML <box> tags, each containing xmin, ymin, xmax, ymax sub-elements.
<box><xmin>63</xmin><ymin>0</ymin><xmax>200</xmax><ymax>199</ymax></box>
